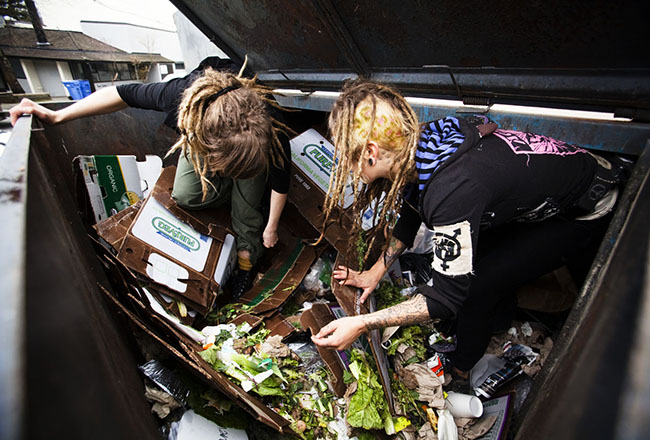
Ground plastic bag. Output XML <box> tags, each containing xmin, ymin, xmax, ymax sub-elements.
<box><xmin>437</xmin><ymin>409</ymin><xmax>458</xmax><ymax>440</ymax></box>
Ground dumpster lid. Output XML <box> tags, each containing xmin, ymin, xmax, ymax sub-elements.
<box><xmin>170</xmin><ymin>0</ymin><xmax>650</xmax><ymax>114</ymax></box>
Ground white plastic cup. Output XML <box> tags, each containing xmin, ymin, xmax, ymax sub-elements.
<box><xmin>445</xmin><ymin>391</ymin><xmax>484</xmax><ymax>418</ymax></box>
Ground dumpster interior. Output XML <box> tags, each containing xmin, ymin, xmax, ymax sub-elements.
<box><xmin>3</xmin><ymin>1</ymin><xmax>649</xmax><ymax>439</ymax></box>
<box><xmin>13</xmin><ymin>94</ymin><xmax>648</xmax><ymax>440</ymax></box>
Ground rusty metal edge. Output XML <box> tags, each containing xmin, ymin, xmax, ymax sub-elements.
<box><xmin>0</xmin><ymin>116</ymin><xmax>31</xmax><ymax>440</ymax></box>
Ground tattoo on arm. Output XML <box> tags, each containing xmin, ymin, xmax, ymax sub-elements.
<box><xmin>360</xmin><ymin>294</ymin><xmax>431</xmax><ymax>331</ymax></box>
<box><xmin>382</xmin><ymin>236</ymin><xmax>406</xmax><ymax>268</ymax></box>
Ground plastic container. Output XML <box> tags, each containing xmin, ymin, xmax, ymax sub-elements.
<box><xmin>62</xmin><ymin>80</ymin><xmax>84</xmax><ymax>100</ymax></box>
<box><xmin>79</xmin><ymin>80</ymin><xmax>92</xmax><ymax>98</ymax></box>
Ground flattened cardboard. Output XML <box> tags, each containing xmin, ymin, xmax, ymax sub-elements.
<box><xmin>116</xmin><ymin>167</ymin><xmax>236</xmax><ymax>315</ymax></box>
<box><xmin>300</xmin><ymin>303</ymin><xmax>347</xmax><ymax>397</ymax></box>
<box><xmin>93</xmin><ymin>201</ymin><xmax>141</xmax><ymax>250</ymax></box>
<box><xmin>331</xmin><ymin>252</ymin><xmax>396</xmax><ymax>414</ymax></box>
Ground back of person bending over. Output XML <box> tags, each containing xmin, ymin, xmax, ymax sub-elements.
<box><xmin>311</xmin><ymin>79</ymin><xmax>622</xmax><ymax>386</ymax></box>
<box><xmin>10</xmin><ymin>58</ymin><xmax>291</xmax><ymax>298</ymax></box>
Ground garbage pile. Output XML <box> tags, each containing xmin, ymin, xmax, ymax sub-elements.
<box><xmin>81</xmin><ymin>129</ymin><xmax>557</xmax><ymax>439</ymax></box>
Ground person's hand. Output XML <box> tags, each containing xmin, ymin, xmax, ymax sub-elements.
<box><xmin>10</xmin><ymin>98</ymin><xmax>59</xmax><ymax>126</ymax></box>
<box><xmin>332</xmin><ymin>265</ymin><xmax>383</xmax><ymax>304</ymax></box>
<box><xmin>262</xmin><ymin>226</ymin><xmax>278</xmax><ymax>248</ymax></box>
<box><xmin>311</xmin><ymin>316</ymin><xmax>365</xmax><ymax>350</ymax></box>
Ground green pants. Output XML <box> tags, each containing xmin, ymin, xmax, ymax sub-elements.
<box><xmin>172</xmin><ymin>153</ymin><xmax>266</xmax><ymax>264</ymax></box>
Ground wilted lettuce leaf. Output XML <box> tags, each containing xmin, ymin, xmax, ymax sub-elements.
<box><xmin>347</xmin><ymin>386</ymin><xmax>383</xmax><ymax>430</ymax></box>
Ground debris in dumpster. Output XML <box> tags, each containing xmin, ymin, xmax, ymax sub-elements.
<box><xmin>139</xmin><ymin>359</ymin><xmax>190</xmax><ymax>406</ymax></box>
<box><xmin>445</xmin><ymin>392</ymin><xmax>483</xmax><ymax>418</ymax></box>
<box><xmin>470</xmin><ymin>394</ymin><xmax>513</xmax><ymax>440</ymax></box>
<box><xmin>144</xmin><ymin>385</ymin><xmax>181</xmax><ymax>418</ymax></box>
<box><xmin>474</xmin><ymin>345</ymin><xmax>538</xmax><ymax>399</ymax></box>
<box><xmin>74</xmin><ymin>154</ymin><xmax>162</xmax><ymax>223</ymax></box>
<box><xmin>437</xmin><ymin>408</ymin><xmax>458</xmax><ymax>440</ymax></box>
<box><xmin>170</xmin><ymin>409</ymin><xmax>248</xmax><ymax>440</ymax></box>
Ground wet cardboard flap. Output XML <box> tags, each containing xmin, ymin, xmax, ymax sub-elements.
<box><xmin>300</xmin><ymin>303</ymin><xmax>348</xmax><ymax>397</ymax></box>
<box><xmin>93</xmin><ymin>201</ymin><xmax>142</xmax><ymax>251</ymax></box>
<box><xmin>331</xmin><ymin>253</ymin><xmax>396</xmax><ymax>414</ymax></box>
<box><xmin>97</xmin><ymin>280</ymin><xmax>292</xmax><ymax>433</ymax></box>
<box><xmin>116</xmin><ymin>167</ymin><xmax>236</xmax><ymax>315</ymax></box>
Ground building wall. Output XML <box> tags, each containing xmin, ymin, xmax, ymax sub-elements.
<box><xmin>20</xmin><ymin>59</ymin><xmax>43</xmax><ymax>94</ymax></box>
<box><xmin>32</xmin><ymin>59</ymin><xmax>67</xmax><ymax>98</ymax></box>
<box><xmin>80</xmin><ymin>21</ymin><xmax>182</xmax><ymax>64</ymax></box>
<box><xmin>173</xmin><ymin>11</ymin><xmax>228</xmax><ymax>72</ymax></box>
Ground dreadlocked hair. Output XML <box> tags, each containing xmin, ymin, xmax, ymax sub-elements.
<box><xmin>322</xmin><ymin>79</ymin><xmax>420</xmax><ymax>269</ymax></box>
<box><xmin>167</xmin><ymin>64</ymin><xmax>290</xmax><ymax>200</ymax></box>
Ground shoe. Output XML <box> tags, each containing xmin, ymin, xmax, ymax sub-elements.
<box><xmin>231</xmin><ymin>269</ymin><xmax>252</xmax><ymax>300</ymax></box>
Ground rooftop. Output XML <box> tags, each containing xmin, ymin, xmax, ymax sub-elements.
<box><xmin>0</xmin><ymin>26</ymin><xmax>171</xmax><ymax>63</ymax></box>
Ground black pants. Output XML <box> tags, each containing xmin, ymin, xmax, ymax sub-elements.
<box><xmin>450</xmin><ymin>215</ymin><xmax>609</xmax><ymax>371</ymax></box>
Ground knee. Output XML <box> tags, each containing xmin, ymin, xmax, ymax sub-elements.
<box><xmin>171</xmin><ymin>186</ymin><xmax>207</xmax><ymax>209</ymax></box>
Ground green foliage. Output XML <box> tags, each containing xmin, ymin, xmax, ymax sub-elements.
<box><xmin>346</xmin><ymin>349</ymin><xmax>411</xmax><ymax>435</ymax></box>
<box><xmin>0</xmin><ymin>0</ymin><xmax>30</xmax><ymax>23</ymax></box>
<box><xmin>374</xmin><ymin>280</ymin><xmax>407</xmax><ymax>310</ymax></box>
<box><xmin>386</xmin><ymin>325</ymin><xmax>427</xmax><ymax>362</ymax></box>
<box><xmin>318</xmin><ymin>258</ymin><xmax>332</xmax><ymax>288</ymax></box>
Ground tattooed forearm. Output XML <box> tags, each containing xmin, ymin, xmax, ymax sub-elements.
<box><xmin>360</xmin><ymin>294</ymin><xmax>431</xmax><ymax>331</ymax></box>
<box><xmin>382</xmin><ymin>236</ymin><xmax>406</xmax><ymax>268</ymax></box>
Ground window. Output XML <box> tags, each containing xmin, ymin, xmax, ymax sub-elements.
<box><xmin>174</xmin><ymin>62</ymin><xmax>185</xmax><ymax>70</ymax></box>
<box><xmin>87</xmin><ymin>62</ymin><xmax>136</xmax><ymax>82</ymax></box>
<box><xmin>68</xmin><ymin>61</ymin><xmax>85</xmax><ymax>80</ymax></box>
<box><xmin>9</xmin><ymin>58</ymin><xmax>26</xmax><ymax>79</ymax></box>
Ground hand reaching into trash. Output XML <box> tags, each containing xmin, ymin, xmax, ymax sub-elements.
<box><xmin>311</xmin><ymin>316</ymin><xmax>366</xmax><ymax>350</ymax></box>
<box><xmin>263</xmin><ymin>190</ymin><xmax>286</xmax><ymax>248</ymax></box>
<box><xmin>312</xmin><ymin>294</ymin><xmax>432</xmax><ymax>350</ymax></box>
<box><xmin>333</xmin><ymin>264</ymin><xmax>384</xmax><ymax>304</ymax></box>
<box><xmin>263</xmin><ymin>226</ymin><xmax>278</xmax><ymax>248</ymax></box>
<box><xmin>333</xmin><ymin>236</ymin><xmax>407</xmax><ymax>303</ymax></box>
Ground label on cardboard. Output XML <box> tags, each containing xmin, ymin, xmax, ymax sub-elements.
<box><xmin>290</xmin><ymin>129</ymin><xmax>354</xmax><ymax>209</ymax></box>
<box><xmin>95</xmin><ymin>155</ymin><xmax>142</xmax><ymax>217</ymax></box>
<box><xmin>78</xmin><ymin>154</ymin><xmax>162</xmax><ymax>223</ymax></box>
<box><xmin>214</xmin><ymin>233</ymin><xmax>236</xmax><ymax>286</ymax></box>
<box><xmin>146</xmin><ymin>253</ymin><xmax>189</xmax><ymax>293</ymax></box>
<box><xmin>132</xmin><ymin>197</ymin><xmax>213</xmax><ymax>271</ymax></box>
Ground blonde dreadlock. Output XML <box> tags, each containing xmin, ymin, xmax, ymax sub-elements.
<box><xmin>166</xmin><ymin>61</ymin><xmax>290</xmax><ymax>200</ymax></box>
<box><xmin>322</xmin><ymin>79</ymin><xmax>420</xmax><ymax>268</ymax></box>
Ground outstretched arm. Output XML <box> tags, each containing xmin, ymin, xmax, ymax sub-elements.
<box><xmin>263</xmin><ymin>190</ymin><xmax>287</xmax><ymax>248</ymax></box>
<box><xmin>311</xmin><ymin>293</ymin><xmax>431</xmax><ymax>350</ymax></box>
<box><xmin>332</xmin><ymin>235</ymin><xmax>407</xmax><ymax>303</ymax></box>
<box><xmin>9</xmin><ymin>86</ymin><xmax>128</xmax><ymax>126</ymax></box>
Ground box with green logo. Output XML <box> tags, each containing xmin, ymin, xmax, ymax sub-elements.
<box><xmin>116</xmin><ymin>167</ymin><xmax>237</xmax><ymax>314</ymax></box>
<box><xmin>76</xmin><ymin>155</ymin><xmax>162</xmax><ymax>223</ymax></box>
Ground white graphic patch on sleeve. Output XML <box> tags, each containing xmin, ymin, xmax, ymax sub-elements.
<box><xmin>430</xmin><ymin>221</ymin><xmax>473</xmax><ymax>276</ymax></box>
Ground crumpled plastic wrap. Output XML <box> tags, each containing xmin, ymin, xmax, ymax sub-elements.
<box><xmin>139</xmin><ymin>359</ymin><xmax>189</xmax><ymax>406</ymax></box>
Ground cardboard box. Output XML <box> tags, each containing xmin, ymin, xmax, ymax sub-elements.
<box><xmin>115</xmin><ymin>167</ymin><xmax>237</xmax><ymax>315</ymax></box>
<box><xmin>75</xmin><ymin>154</ymin><xmax>162</xmax><ymax>223</ymax></box>
<box><xmin>288</xmin><ymin>129</ymin><xmax>380</xmax><ymax>253</ymax></box>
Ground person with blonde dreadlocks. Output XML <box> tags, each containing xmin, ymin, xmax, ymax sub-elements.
<box><xmin>312</xmin><ymin>79</ymin><xmax>625</xmax><ymax>391</ymax></box>
<box><xmin>10</xmin><ymin>57</ymin><xmax>292</xmax><ymax>298</ymax></box>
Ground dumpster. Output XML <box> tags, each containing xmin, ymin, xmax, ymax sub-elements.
<box><xmin>1</xmin><ymin>1</ymin><xmax>650</xmax><ymax>439</ymax></box>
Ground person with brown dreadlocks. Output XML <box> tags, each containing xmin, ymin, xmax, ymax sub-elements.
<box><xmin>311</xmin><ymin>79</ymin><xmax>626</xmax><ymax>392</ymax></box>
<box><xmin>10</xmin><ymin>57</ymin><xmax>291</xmax><ymax>299</ymax></box>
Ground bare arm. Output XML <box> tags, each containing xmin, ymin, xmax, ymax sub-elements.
<box><xmin>311</xmin><ymin>294</ymin><xmax>431</xmax><ymax>350</ymax></box>
<box><xmin>263</xmin><ymin>190</ymin><xmax>287</xmax><ymax>248</ymax></box>
<box><xmin>10</xmin><ymin>86</ymin><xmax>128</xmax><ymax>126</ymax></box>
<box><xmin>332</xmin><ymin>235</ymin><xmax>407</xmax><ymax>303</ymax></box>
